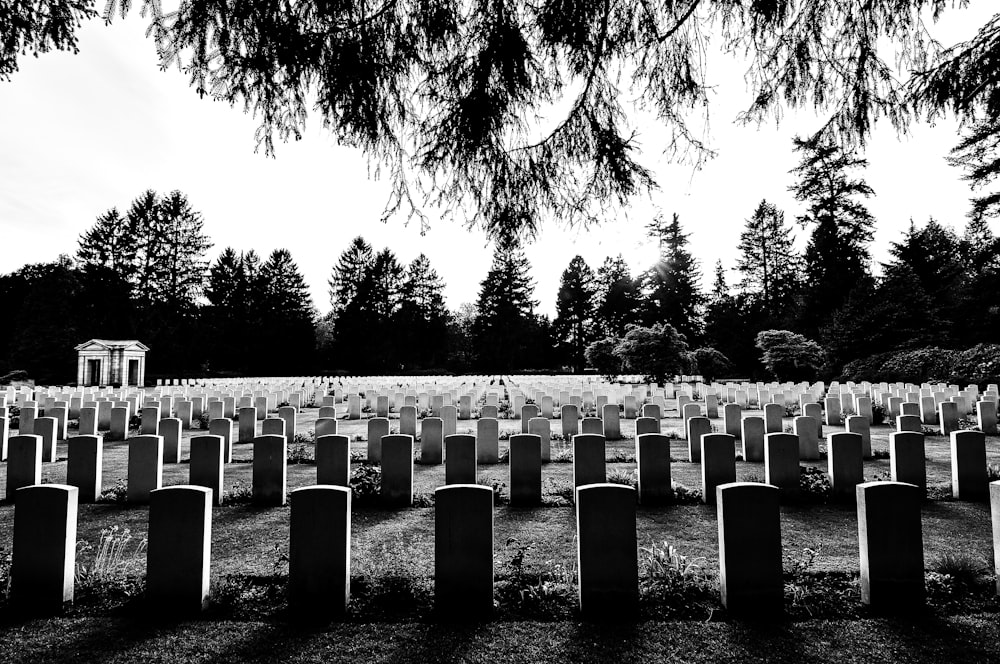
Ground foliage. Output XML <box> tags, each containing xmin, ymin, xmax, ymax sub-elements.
<box><xmin>798</xmin><ymin>466</ymin><xmax>832</xmax><ymax>502</ymax></box>
<box><xmin>871</xmin><ymin>403</ymin><xmax>887</xmax><ymax>426</ymax></box>
<box><xmin>593</xmin><ymin>255</ymin><xmax>640</xmax><ymax>338</ymax></box>
<box><xmin>692</xmin><ymin>347</ymin><xmax>734</xmax><ymax>383</ymax></box>
<box><xmin>476</xmin><ymin>474</ymin><xmax>507</xmax><ymax>505</ymax></box>
<box><xmin>606</xmin><ymin>468</ymin><xmax>636</xmax><ymax>488</ymax></box>
<box><xmin>350</xmin><ymin>464</ymin><xmax>382</xmax><ymax>505</ymax></box>
<box><xmin>286</xmin><ymin>444</ymin><xmax>315</xmax><ymax>465</ymax></box>
<box><xmin>584</xmin><ymin>336</ymin><xmax>621</xmax><ymax>380</ymax></box>
<box><xmin>614</xmin><ymin>323</ymin><xmax>690</xmax><ymax>384</ymax></box>
<box><xmin>736</xmin><ymin>199</ymin><xmax>801</xmax><ymax>324</ymax></box>
<box><xmin>643</xmin><ymin>213</ymin><xmax>703</xmax><ymax>341</ymax></box>
<box><xmin>552</xmin><ymin>256</ymin><xmax>596</xmax><ymax>372</ymax></box>
<box><xmin>97</xmin><ymin>479</ymin><xmax>129</xmax><ymax>505</ymax></box>
<box><xmin>638</xmin><ymin>541</ymin><xmax>715</xmax><ymax>619</ymax></box>
<box><xmin>75</xmin><ymin>526</ymin><xmax>147</xmax><ymax>584</ymax></box>
<box><xmin>842</xmin><ymin>344</ymin><xmax>1000</xmax><ymax>385</ymax></box>
<box><xmin>0</xmin><ymin>369</ymin><xmax>28</xmax><ymax>384</ymax></box>
<box><xmin>755</xmin><ymin>330</ymin><xmax>826</xmax><ymax>381</ymax></box>
<box><xmin>668</xmin><ymin>482</ymin><xmax>703</xmax><ymax>505</ymax></box>
<box><xmin>223</xmin><ymin>481</ymin><xmax>254</xmax><ymax>505</ymax></box>
<box><xmin>495</xmin><ymin>539</ymin><xmax>575</xmax><ymax>620</ymax></box>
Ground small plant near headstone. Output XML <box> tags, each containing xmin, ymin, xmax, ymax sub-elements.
<box><xmin>921</xmin><ymin>425</ymin><xmax>942</xmax><ymax>436</ymax></box>
<box><xmin>871</xmin><ymin>403</ymin><xmax>887</xmax><ymax>425</ymax></box>
<box><xmin>412</xmin><ymin>492</ymin><xmax>435</xmax><ymax>507</ymax></box>
<box><xmin>223</xmin><ymin>481</ymin><xmax>254</xmax><ymax>505</ymax></box>
<box><xmin>784</xmin><ymin>404</ymin><xmax>800</xmax><ymax>417</ymax></box>
<box><xmin>543</xmin><ymin>477</ymin><xmax>574</xmax><ymax>506</ymax></box>
<box><xmin>195</xmin><ymin>412</ymin><xmax>210</xmax><ymax>429</ymax></box>
<box><xmin>349</xmin><ymin>449</ymin><xmax>366</xmax><ymax>463</ymax></box>
<box><xmin>783</xmin><ymin>424</ymin><xmax>794</xmax><ymax>433</ymax></box>
<box><xmin>925</xmin><ymin>551</ymin><xmax>993</xmax><ymax>611</ymax></box>
<box><xmin>957</xmin><ymin>417</ymin><xmax>981</xmax><ymax>431</ymax></box>
<box><xmin>497</xmin><ymin>447</ymin><xmax>510</xmax><ymax>463</ymax></box>
<box><xmin>866</xmin><ymin>469</ymin><xmax>892</xmax><ymax>482</ymax></box>
<box><xmin>551</xmin><ymin>446</ymin><xmax>573</xmax><ymax>463</ymax></box>
<box><xmin>781</xmin><ymin>546</ymin><xmax>861</xmax><ymax>619</ymax></box>
<box><xmin>607</xmin><ymin>448</ymin><xmax>636</xmax><ymax>463</ymax></box>
<box><xmin>668</xmin><ymin>482</ymin><xmax>703</xmax><ymax>504</ymax></box>
<box><xmin>97</xmin><ymin>479</ymin><xmax>129</xmax><ymax>504</ymax></box>
<box><xmin>286</xmin><ymin>443</ymin><xmax>314</xmax><ymax>464</ymax></box>
<box><xmin>0</xmin><ymin>546</ymin><xmax>11</xmax><ymax>603</ymax></box>
<box><xmin>128</xmin><ymin>415</ymin><xmax>141</xmax><ymax>434</ymax></box>
<box><xmin>293</xmin><ymin>431</ymin><xmax>315</xmax><ymax>444</ymax></box>
<box><xmin>742</xmin><ymin>471</ymin><xmax>764</xmax><ymax>483</ymax></box>
<box><xmin>352</xmin><ymin>434</ymin><xmax>365</xmax><ymax>442</ymax></box>
<box><xmin>495</xmin><ymin>537</ymin><xmax>575</xmax><ymax>619</ymax></box>
<box><xmin>476</xmin><ymin>473</ymin><xmax>508</xmax><ymax>505</ymax></box>
<box><xmin>607</xmin><ymin>468</ymin><xmax>637</xmax><ymax>488</ymax></box>
<box><xmin>74</xmin><ymin>526</ymin><xmax>147</xmax><ymax>584</ymax></box>
<box><xmin>638</xmin><ymin>541</ymin><xmax>715</xmax><ymax>619</ymax></box>
<box><xmin>870</xmin><ymin>447</ymin><xmax>890</xmax><ymax>460</ymax></box>
<box><xmin>798</xmin><ymin>466</ymin><xmax>832</xmax><ymax>502</ymax></box>
<box><xmin>349</xmin><ymin>464</ymin><xmax>381</xmax><ymax>505</ymax></box>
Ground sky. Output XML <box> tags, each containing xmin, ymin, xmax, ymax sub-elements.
<box><xmin>0</xmin><ymin>4</ymin><xmax>996</xmax><ymax>318</ymax></box>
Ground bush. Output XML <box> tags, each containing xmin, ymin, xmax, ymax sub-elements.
<box><xmin>614</xmin><ymin>323</ymin><xmax>690</xmax><ymax>384</ymax></box>
<box><xmin>607</xmin><ymin>468</ymin><xmax>636</xmax><ymax>488</ymax></box>
<box><xmin>798</xmin><ymin>466</ymin><xmax>831</xmax><ymax>502</ymax></box>
<box><xmin>755</xmin><ymin>330</ymin><xmax>826</xmax><ymax>382</ymax></box>
<box><xmin>692</xmin><ymin>347</ymin><xmax>734</xmax><ymax>383</ymax></box>
<box><xmin>476</xmin><ymin>474</ymin><xmax>508</xmax><ymax>505</ymax></box>
<box><xmin>97</xmin><ymin>479</ymin><xmax>129</xmax><ymax>504</ymax></box>
<box><xmin>286</xmin><ymin>443</ymin><xmax>314</xmax><ymax>464</ymax></box>
<box><xmin>842</xmin><ymin>344</ymin><xmax>1000</xmax><ymax>385</ymax></box>
<box><xmin>350</xmin><ymin>464</ymin><xmax>382</xmax><ymax>505</ymax></box>
<box><xmin>0</xmin><ymin>369</ymin><xmax>29</xmax><ymax>385</ymax></box>
<box><xmin>871</xmin><ymin>402</ymin><xmax>887</xmax><ymax>426</ymax></box>
<box><xmin>223</xmin><ymin>481</ymin><xmax>254</xmax><ymax>505</ymax></box>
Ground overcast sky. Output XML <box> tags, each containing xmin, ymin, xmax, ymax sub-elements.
<box><xmin>1</xmin><ymin>5</ymin><xmax>996</xmax><ymax>318</ymax></box>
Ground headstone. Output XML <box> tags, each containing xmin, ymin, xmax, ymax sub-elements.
<box><xmin>127</xmin><ymin>435</ymin><xmax>163</xmax><ymax>504</ymax></box>
<box><xmin>828</xmin><ymin>432</ymin><xmax>863</xmax><ymax>502</ymax></box>
<box><xmin>509</xmin><ymin>434</ymin><xmax>542</xmax><ymax>506</ymax></box>
<box><xmin>367</xmin><ymin>417</ymin><xmax>390</xmax><ymax>464</ymax></box>
<box><xmin>573</xmin><ymin>434</ymin><xmax>606</xmax><ymax>490</ymax></box>
<box><xmin>289</xmin><ymin>485</ymin><xmax>351</xmax><ymax>618</ymax></box>
<box><xmin>804</xmin><ymin>402</ymin><xmax>823</xmax><ymax>438</ymax></box>
<box><xmin>520</xmin><ymin>404</ymin><xmax>539</xmax><ymax>431</ymax></box>
<box><xmin>11</xmin><ymin>484</ymin><xmax>78</xmax><ymax>613</ymax></box>
<box><xmin>978</xmin><ymin>400</ymin><xmax>998</xmax><ymax>435</ymax></box>
<box><xmin>764</xmin><ymin>433</ymin><xmax>799</xmax><ymax>495</ymax></box>
<box><xmin>400</xmin><ymin>405</ymin><xmax>417</xmax><ymax>438</ymax></box>
<box><xmin>0</xmin><ymin>416</ymin><xmax>6</xmax><ymax>461</ymax></box>
<box><xmin>686</xmin><ymin>416</ymin><xmax>712</xmax><ymax>463</ymax></box>
<box><xmin>740</xmin><ymin>416</ymin><xmax>765</xmax><ymax>463</ymax></box>
<box><xmin>66</xmin><ymin>435</ymin><xmax>103</xmax><ymax>502</ymax></box>
<box><xmin>209</xmin><ymin>418</ymin><xmax>234</xmax><ymax>463</ymax></box>
<box><xmin>701</xmin><ymin>434</ymin><xmax>736</xmax><ymax>504</ymax></box>
<box><xmin>896</xmin><ymin>414</ymin><xmax>922</xmax><ymax>433</ymax></box>
<box><xmin>623</xmin><ymin>396</ymin><xmax>637</xmax><ymax>420</ymax></box>
<box><xmin>421</xmin><ymin>417</ymin><xmax>444</xmax><ymax>465</ymax></box>
<box><xmin>445</xmin><ymin>435</ymin><xmax>477</xmax><ymax>485</ymax></box>
<box><xmin>140</xmin><ymin>406</ymin><xmax>159</xmax><ymax>436</ymax></box>
<box><xmin>724</xmin><ymin>404</ymin><xmax>741</xmax><ymax>440</ymax></box>
<box><xmin>262</xmin><ymin>417</ymin><xmax>286</xmax><ymax>439</ymax></box>
<box><xmin>476</xmin><ymin>418</ymin><xmax>499</xmax><ymax>464</ymax></box>
<box><xmin>857</xmin><ymin>482</ymin><xmax>924</xmax><ymax>611</ymax></box>
<box><xmin>705</xmin><ymin>394</ymin><xmax>719</xmax><ymax>419</ymax></box>
<box><xmin>34</xmin><ymin>416</ymin><xmax>57</xmax><ymax>463</ymax></box>
<box><xmin>50</xmin><ymin>406</ymin><xmax>68</xmax><ymax>441</ymax></box>
<box><xmin>635</xmin><ymin>416</ymin><xmax>659</xmax><ymax>436</ymax></box>
<box><xmin>716</xmin><ymin>482</ymin><xmax>783</xmax><ymax>616</ymax></box>
<box><xmin>763</xmin><ymin>403</ymin><xmax>783</xmax><ymax>434</ymax></box>
<box><xmin>901</xmin><ymin>401</ymin><xmax>920</xmax><ymax>417</ymax></box>
<box><xmin>576</xmin><ymin>484</ymin><xmax>638</xmax><ymax>620</ymax></box>
<box><xmin>347</xmin><ymin>395</ymin><xmax>361</xmax><ymax>420</ymax></box>
<box><xmin>480</xmin><ymin>405</ymin><xmax>498</xmax><ymax>420</ymax></box>
<box><xmin>919</xmin><ymin>396</ymin><xmax>937</xmax><ymax>425</ymax></box>
<box><xmin>319</xmin><ymin>406</ymin><xmax>337</xmax><ymax>420</ymax></box>
<box><xmin>441</xmin><ymin>405</ymin><xmax>458</xmax><ymax>438</ymax></box>
<box><xmin>316</xmin><ymin>435</ymin><xmax>350</xmax><ymax>487</ymax></box>
<box><xmin>951</xmin><ymin>430</ymin><xmax>988</xmax><ymax>501</ymax></box>
<box><xmin>6</xmin><ymin>435</ymin><xmax>42</xmax><ymax>500</ymax></box>
<box><xmin>889</xmin><ymin>431</ymin><xmax>926</xmax><ymax>497</ymax></box>
<box><xmin>846</xmin><ymin>416</ymin><xmax>872</xmax><ymax>459</ymax></box>
<box><xmin>561</xmin><ymin>404</ymin><xmax>579</xmax><ymax>438</ymax></box>
<box><xmin>793</xmin><ymin>416</ymin><xmax>820</xmax><ymax>460</ymax></box>
<box><xmin>601</xmin><ymin>403</ymin><xmax>621</xmax><ymax>440</ymax></box>
<box><xmin>78</xmin><ymin>407</ymin><xmax>98</xmax><ymax>437</ymax></box>
<box><xmin>278</xmin><ymin>406</ymin><xmax>297</xmax><ymax>445</ymax></box>
<box><xmin>435</xmin><ymin>484</ymin><xmax>493</xmax><ymax>618</ymax></box>
<box><xmin>581</xmin><ymin>417</ymin><xmax>604</xmax><ymax>436</ymax></box>
<box><xmin>160</xmin><ymin>418</ymin><xmax>182</xmax><ymax>464</ymax></box>
<box><xmin>528</xmin><ymin>417</ymin><xmax>551</xmax><ymax>462</ymax></box>
<box><xmin>992</xmin><ymin>482</ymin><xmax>1000</xmax><ymax>594</ymax></box>
<box><xmin>939</xmin><ymin>401</ymin><xmax>960</xmax><ymax>435</ymax></box>
<box><xmin>189</xmin><ymin>435</ymin><xmax>225</xmax><ymax>506</ymax></box>
<box><xmin>641</xmin><ymin>403</ymin><xmax>662</xmax><ymax>420</ymax></box>
<box><xmin>635</xmin><ymin>433</ymin><xmax>671</xmax><ymax>504</ymax></box>
<box><xmin>252</xmin><ymin>434</ymin><xmax>287</xmax><ymax>506</ymax></box>
<box><xmin>176</xmin><ymin>400</ymin><xmax>193</xmax><ymax>429</ymax></box>
<box><xmin>238</xmin><ymin>407</ymin><xmax>257</xmax><ymax>443</ymax></box>
<box><xmin>824</xmin><ymin>397</ymin><xmax>841</xmax><ymax>426</ymax></box>
<box><xmin>380</xmin><ymin>435</ymin><xmax>414</xmax><ymax>506</ymax></box>
<box><xmin>147</xmin><ymin>486</ymin><xmax>212</xmax><ymax>614</ymax></box>
<box><xmin>376</xmin><ymin>395</ymin><xmax>389</xmax><ymax>419</ymax></box>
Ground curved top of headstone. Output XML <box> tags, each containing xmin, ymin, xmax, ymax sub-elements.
<box><xmin>572</xmin><ymin>433</ymin><xmax>606</xmax><ymax>445</ymax></box>
<box><xmin>434</xmin><ymin>483</ymin><xmax>493</xmax><ymax>496</ymax></box>
<box><xmin>15</xmin><ymin>483</ymin><xmax>78</xmax><ymax>496</ymax></box>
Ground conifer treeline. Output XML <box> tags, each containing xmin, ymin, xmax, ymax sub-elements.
<box><xmin>1</xmin><ymin>134</ymin><xmax>998</xmax><ymax>383</ymax></box>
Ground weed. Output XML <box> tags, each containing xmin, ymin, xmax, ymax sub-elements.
<box><xmin>498</xmin><ymin>447</ymin><xmax>510</xmax><ymax>463</ymax></box>
<box><xmin>551</xmin><ymin>446</ymin><xmax>573</xmax><ymax>463</ymax></box>
<box><xmin>607</xmin><ymin>468</ymin><xmax>637</xmax><ymax>488</ymax></box>
<box><xmin>293</xmin><ymin>431</ymin><xmax>315</xmax><ymax>444</ymax></box>
<box><xmin>412</xmin><ymin>492</ymin><xmax>435</xmax><ymax>507</ymax></box>
<box><xmin>543</xmin><ymin>477</ymin><xmax>575</xmax><ymax>505</ymax></box>
<box><xmin>742</xmin><ymin>471</ymin><xmax>764</xmax><ymax>483</ymax></box>
<box><xmin>495</xmin><ymin>538</ymin><xmax>575</xmax><ymax>619</ymax></box>
<box><xmin>638</xmin><ymin>541</ymin><xmax>715</xmax><ymax>619</ymax></box>
<box><xmin>350</xmin><ymin>449</ymin><xmax>366</xmax><ymax>463</ymax></box>
<box><xmin>988</xmin><ymin>464</ymin><xmax>1000</xmax><ymax>482</ymax></box>
<box><xmin>75</xmin><ymin>526</ymin><xmax>147</xmax><ymax>584</ymax></box>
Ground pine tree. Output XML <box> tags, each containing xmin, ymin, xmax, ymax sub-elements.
<box><xmin>790</xmin><ymin>135</ymin><xmax>874</xmax><ymax>334</ymax></box>
<box><xmin>76</xmin><ymin>208</ymin><xmax>137</xmax><ymax>281</ymax></box>
<box><xmin>553</xmin><ymin>255</ymin><xmax>596</xmax><ymax>372</ymax></box>
<box><xmin>397</xmin><ymin>254</ymin><xmax>450</xmax><ymax>369</ymax></box>
<box><xmin>473</xmin><ymin>241</ymin><xmax>539</xmax><ymax>372</ymax></box>
<box><xmin>594</xmin><ymin>255</ymin><xmax>640</xmax><ymax>338</ymax></box>
<box><xmin>643</xmin><ymin>212</ymin><xmax>703</xmax><ymax>342</ymax></box>
<box><xmin>736</xmin><ymin>199</ymin><xmax>801</xmax><ymax>324</ymax></box>
<box><xmin>328</xmin><ymin>237</ymin><xmax>375</xmax><ymax>316</ymax></box>
<box><xmin>258</xmin><ymin>249</ymin><xmax>316</xmax><ymax>372</ymax></box>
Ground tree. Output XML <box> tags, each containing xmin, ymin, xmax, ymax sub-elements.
<box><xmin>328</xmin><ymin>237</ymin><xmax>375</xmax><ymax>317</ymax></box>
<box><xmin>754</xmin><ymin>330</ymin><xmax>825</xmax><ymax>382</ymax></box>
<box><xmin>473</xmin><ymin>241</ymin><xmax>539</xmax><ymax>372</ymax></box>
<box><xmin>736</xmin><ymin>200</ymin><xmax>801</xmax><ymax>323</ymax></box>
<box><xmin>397</xmin><ymin>254</ymin><xmax>450</xmax><ymax>370</ymax></box>
<box><xmin>790</xmin><ymin>135</ymin><xmax>875</xmax><ymax>333</ymax></box>
<box><xmin>594</xmin><ymin>255</ymin><xmax>640</xmax><ymax>338</ymax></box>
<box><xmin>693</xmin><ymin>348</ymin><xmax>734</xmax><ymax>383</ymax></box>
<box><xmin>258</xmin><ymin>249</ymin><xmax>317</xmax><ymax>373</ymax></box>
<box><xmin>553</xmin><ymin>256</ymin><xmax>596</xmax><ymax>372</ymax></box>
<box><xmin>643</xmin><ymin>212</ymin><xmax>703</xmax><ymax>341</ymax></box>
<box><xmin>585</xmin><ymin>337</ymin><xmax>622</xmax><ymax>381</ymax></box>
<box><xmin>613</xmin><ymin>323</ymin><xmax>690</xmax><ymax>384</ymax></box>
<box><xmin>9</xmin><ymin>1</ymin><xmax>981</xmax><ymax>240</ymax></box>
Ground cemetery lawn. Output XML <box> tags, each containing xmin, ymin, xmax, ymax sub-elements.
<box><xmin>2</xmin><ymin>407</ymin><xmax>999</xmax><ymax>663</ymax></box>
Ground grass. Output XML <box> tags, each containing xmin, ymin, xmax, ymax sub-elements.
<box><xmin>1</xmin><ymin>401</ymin><xmax>999</xmax><ymax>661</ymax></box>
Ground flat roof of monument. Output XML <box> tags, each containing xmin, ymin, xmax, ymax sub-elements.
<box><xmin>75</xmin><ymin>339</ymin><xmax>150</xmax><ymax>351</ymax></box>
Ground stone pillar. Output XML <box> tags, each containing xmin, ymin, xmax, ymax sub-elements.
<box><xmin>435</xmin><ymin>484</ymin><xmax>493</xmax><ymax>619</ymax></box>
<box><xmin>289</xmin><ymin>485</ymin><xmax>351</xmax><ymax>618</ymax></box>
<box><xmin>367</xmin><ymin>417</ymin><xmax>389</xmax><ymax>464</ymax></box>
<box><xmin>476</xmin><ymin>418</ymin><xmax>499</xmax><ymax>464</ymax></box>
<box><xmin>857</xmin><ymin>481</ymin><xmax>924</xmax><ymax>611</ymax></box>
<box><xmin>764</xmin><ymin>433</ymin><xmax>799</xmax><ymax>495</ymax></box>
<box><xmin>420</xmin><ymin>417</ymin><xmax>444</xmax><ymax>465</ymax></box>
<box><xmin>238</xmin><ymin>407</ymin><xmax>257</xmax><ymax>444</ymax></box>
<box><xmin>67</xmin><ymin>435</ymin><xmax>103</xmax><ymax>503</ymax></box>
<box><xmin>509</xmin><ymin>433</ymin><xmax>542</xmax><ymax>506</ymax></box>
<box><xmin>6</xmin><ymin>435</ymin><xmax>42</xmax><ymax>500</ymax></box>
<box><xmin>573</xmin><ymin>433</ymin><xmax>607</xmax><ymax>490</ymax></box>
<box><xmin>11</xmin><ymin>484</ymin><xmax>78</xmax><ymax>613</ymax></box>
<box><xmin>190</xmin><ymin>435</ymin><xmax>225</xmax><ymax>506</ymax></box>
<box><xmin>701</xmin><ymin>433</ymin><xmax>736</xmax><ymax>504</ymax></box>
<box><xmin>445</xmin><ymin>434</ymin><xmax>477</xmax><ymax>485</ymax></box>
<box><xmin>951</xmin><ymin>429</ymin><xmax>988</xmax><ymax>501</ymax></box>
<box><xmin>889</xmin><ymin>432</ymin><xmax>926</xmax><ymax>497</ymax></box>
<box><xmin>380</xmin><ymin>434</ymin><xmax>414</xmax><ymax>507</ymax></box>
<box><xmin>252</xmin><ymin>434</ymin><xmax>287</xmax><ymax>506</ymax></box>
<box><xmin>740</xmin><ymin>416</ymin><xmax>765</xmax><ymax>462</ymax></box>
<box><xmin>561</xmin><ymin>404</ymin><xmax>579</xmax><ymax>438</ymax></box>
<box><xmin>127</xmin><ymin>435</ymin><xmax>163</xmax><ymax>504</ymax></box>
<box><xmin>636</xmin><ymin>433</ymin><xmax>671</xmax><ymax>504</ymax></box>
<box><xmin>828</xmin><ymin>432</ymin><xmax>863</xmax><ymax>502</ymax></box>
<box><xmin>316</xmin><ymin>434</ymin><xmax>350</xmax><ymax>487</ymax></box>
<box><xmin>160</xmin><ymin>417</ymin><xmax>182</xmax><ymax>464</ymax></box>
<box><xmin>146</xmin><ymin>486</ymin><xmax>213</xmax><ymax>614</ymax></box>
<box><xmin>576</xmin><ymin>483</ymin><xmax>638</xmax><ymax>620</ymax></box>
<box><xmin>716</xmin><ymin>482</ymin><xmax>783</xmax><ymax>616</ymax></box>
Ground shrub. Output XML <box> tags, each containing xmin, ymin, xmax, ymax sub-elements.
<box><xmin>0</xmin><ymin>369</ymin><xmax>29</xmax><ymax>385</ymax></box>
<box><xmin>871</xmin><ymin>447</ymin><xmax>890</xmax><ymax>460</ymax></box>
<box><xmin>668</xmin><ymin>482</ymin><xmax>703</xmax><ymax>505</ymax></box>
<box><xmin>551</xmin><ymin>446</ymin><xmax>573</xmax><ymax>463</ymax></box>
<box><xmin>476</xmin><ymin>474</ymin><xmax>508</xmax><ymax>505</ymax></box>
<box><xmin>798</xmin><ymin>466</ymin><xmax>831</xmax><ymax>502</ymax></box>
<box><xmin>97</xmin><ymin>479</ymin><xmax>129</xmax><ymax>504</ymax></box>
<box><xmin>755</xmin><ymin>330</ymin><xmax>825</xmax><ymax>382</ymax></box>
<box><xmin>606</xmin><ymin>468</ymin><xmax>636</xmax><ymax>488</ymax></box>
<box><xmin>544</xmin><ymin>477</ymin><xmax>575</xmax><ymax>505</ymax></box>
<box><xmin>223</xmin><ymin>481</ymin><xmax>254</xmax><ymax>505</ymax></box>
<box><xmin>286</xmin><ymin>443</ymin><xmax>314</xmax><ymax>464</ymax></box>
<box><xmin>607</xmin><ymin>448</ymin><xmax>635</xmax><ymax>463</ymax></box>
<box><xmin>350</xmin><ymin>464</ymin><xmax>381</xmax><ymax>505</ymax></box>
<box><xmin>638</xmin><ymin>541</ymin><xmax>716</xmax><ymax>619</ymax></box>
<box><xmin>584</xmin><ymin>337</ymin><xmax>622</xmax><ymax>380</ymax></box>
<box><xmin>613</xmin><ymin>323</ymin><xmax>690</xmax><ymax>384</ymax></box>
<box><xmin>692</xmin><ymin>347</ymin><xmax>734</xmax><ymax>383</ymax></box>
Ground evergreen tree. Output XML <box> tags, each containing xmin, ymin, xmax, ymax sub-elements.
<box><xmin>736</xmin><ymin>199</ymin><xmax>801</xmax><ymax>324</ymax></box>
<box><xmin>948</xmin><ymin>117</ymin><xmax>1000</xmax><ymax>223</ymax></box>
<box><xmin>790</xmin><ymin>135</ymin><xmax>875</xmax><ymax>334</ymax></box>
<box><xmin>397</xmin><ymin>254</ymin><xmax>450</xmax><ymax>370</ymax></box>
<box><xmin>76</xmin><ymin>208</ymin><xmax>137</xmax><ymax>281</ymax></box>
<box><xmin>553</xmin><ymin>256</ymin><xmax>596</xmax><ymax>372</ymax></box>
<box><xmin>643</xmin><ymin>212</ymin><xmax>703</xmax><ymax>341</ymax></box>
<box><xmin>258</xmin><ymin>249</ymin><xmax>317</xmax><ymax>373</ymax></box>
<box><xmin>473</xmin><ymin>241</ymin><xmax>539</xmax><ymax>372</ymax></box>
<box><xmin>328</xmin><ymin>237</ymin><xmax>375</xmax><ymax>316</ymax></box>
<box><xmin>704</xmin><ymin>260</ymin><xmax>757</xmax><ymax>378</ymax></box>
<box><xmin>594</xmin><ymin>255</ymin><xmax>640</xmax><ymax>338</ymax></box>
